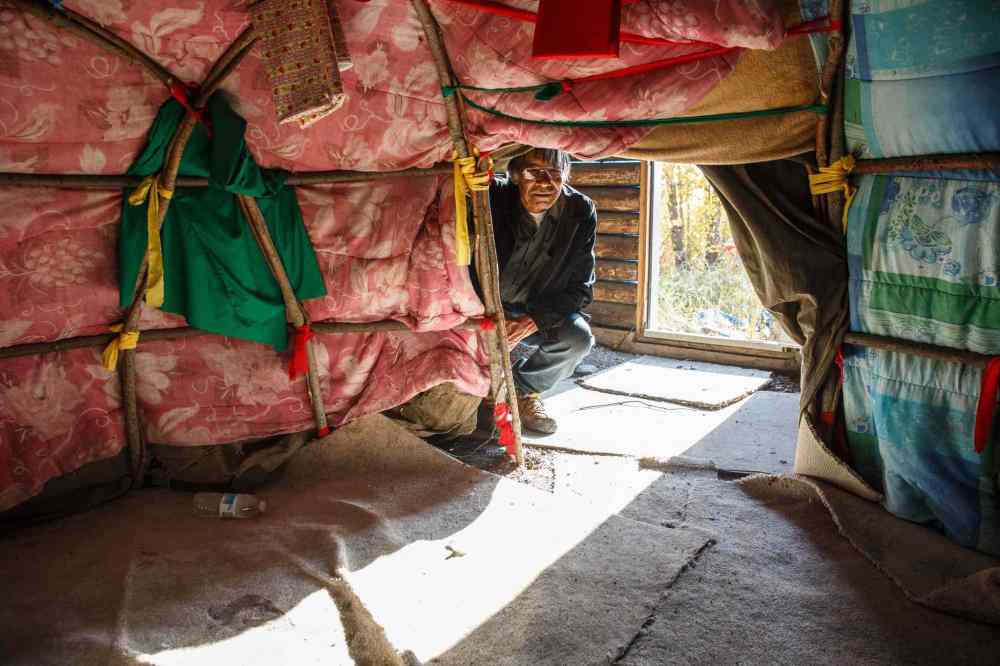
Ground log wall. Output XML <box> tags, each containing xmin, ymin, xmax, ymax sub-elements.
<box><xmin>574</xmin><ymin>159</ymin><xmax>642</xmax><ymax>330</ymax></box>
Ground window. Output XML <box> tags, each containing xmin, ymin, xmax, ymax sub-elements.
<box><xmin>640</xmin><ymin>162</ymin><xmax>797</xmax><ymax>353</ymax></box>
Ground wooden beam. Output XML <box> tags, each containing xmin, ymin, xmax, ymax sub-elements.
<box><xmin>596</xmin><ymin>234</ymin><xmax>640</xmax><ymax>261</ymax></box>
<box><xmin>843</xmin><ymin>332</ymin><xmax>993</xmax><ymax>367</ymax></box>
<box><xmin>635</xmin><ymin>161</ymin><xmax>652</xmax><ymax>337</ymax></box>
<box><xmin>0</xmin><ymin>319</ymin><xmax>482</xmax><ymax>361</ymax></box>
<box><xmin>0</xmin><ymin>165</ymin><xmax>454</xmax><ymax>190</ymax></box>
<box><xmin>586</xmin><ymin>301</ymin><xmax>637</xmax><ymax>329</ymax></box>
<box><xmin>596</xmin><ymin>258</ymin><xmax>639</xmax><ymax>281</ymax></box>
<box><xmin>10</xmin><ymin>0</ymin><xmax>176</xmax><ymax>85</ymax></box>
<box><xmin>577</xmin><ymin>185</ymin><xmax>641</xmax><ymax>212</ymax></box>
<box><xmin>597</xmin><ymin>211</ymin><xmax>640</xmax><ymax>235</ymax></box>
<box><xmin>412</xmin><ymin>0</ymin><xmax>524</xmax><ymax>466</ymax></box>
<box><xmin>593</xmin><ymin>326</ymin><xmax>800</xmax><ymax>374</ymax></box>
<box><xmin>853</xmin><ymin>152</ymin><xmax>1000</xmax><ymax>176</ymax></box>
<box><xmin>572</xmin><ymin>162</ymin><xmax>641</xmax><ymax>186</ymax></box>
<box><xmin>594</xmin><ymin>280</ymin><xmax>638</xmax><ymax>305</ymax></box>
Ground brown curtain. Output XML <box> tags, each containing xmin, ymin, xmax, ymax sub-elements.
<box><xmin>698</xmin><ymin>155</ymin><xmax>848</xmax><ymax>414</ymax></box>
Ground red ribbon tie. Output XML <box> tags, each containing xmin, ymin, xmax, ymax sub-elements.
<box><xmin>493</xmin><ymin>402</ymin><xmax>516</xmax><ymax>457</ymax></box>
<box><xmin>974</xmin><ymin>357</ymin><xmax>1000</xmax><ymax>454</ymax></box>
<box><xmin>289</xmin><ymin>324</ymin><xmax>316</xmax><ymax>380</ymax></box>
<box><xmin>169</xmin><ymin>81</ymin><xmax>212</xmax><ymax>136</ymax></box>
<box><xmin>834</xmin><ymin>346</ymin><xmax>845</xmax><ymax>383</ymax></box>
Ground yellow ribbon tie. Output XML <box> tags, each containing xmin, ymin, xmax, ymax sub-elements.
<box><xmin>102</xmin><ymin>324</ymin><xmax>140</xmax><ymax>372</ymax></box>
<box><xmin>129</xmin><ymin>175</ymin><xmax>174</xmax><ymax>308</ymax></box>
<box><xmin>808</xmin><ymin>155</ymin><xmax>857</xmax><ymax>233</ymax></box>
<box><xmin>452</xmin><ymin>149</ymin><xmax>494</xmax><ymax>266</ymax></box>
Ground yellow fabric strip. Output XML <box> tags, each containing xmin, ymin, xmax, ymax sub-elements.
<box><xmin>451</xmin><ymin>150</ymin><xmax>494</xmax><ymax>266</ymax></box>
<box><xmin>808</xmin><ymin>155</ymin><xmax>856</xmax><ymax>233</ymax></box>
<box><xmin>128</xmin><ymin>175</ymin><xmax>174</xmax><ymax>308</ymax></box>
<box><xmin>102</xmin><ymin>323</ymin><xmax>141</xmax><ymax>372</ymax></box>
<box><xmin>452</xmin><ymin>158</ymin><xmax>471</xmax><ymax>266</ymax></box>
<box><xmin>841</xmin><ymin>187</ymin><xmax>858</xmax><ymax>235</ymax></box>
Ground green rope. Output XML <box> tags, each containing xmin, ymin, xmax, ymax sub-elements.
<box><xmin>459</xmin><ymin>92</ymin><xmax>828</xmax><ymax>127</ymax></box>
<box><xmin>444</xmin><ymin>81</ymin><xmax>563</xmax><ymax>101</ymax></box>
<box><xmin>443</xmin><ymin>82</ymin><xmax>547</xmax><ymax>97</ymax></box>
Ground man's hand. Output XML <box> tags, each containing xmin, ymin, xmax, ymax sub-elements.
<box><xmin>506</xmin><ymin>317</ymin><xmax>538</xmax><ymax>346</ymax></box>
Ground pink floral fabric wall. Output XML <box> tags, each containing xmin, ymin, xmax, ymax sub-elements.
<box><xmin>0</xmin><ymin>0</ymin><xmax>784</xmax><ymax>510</ymax></box>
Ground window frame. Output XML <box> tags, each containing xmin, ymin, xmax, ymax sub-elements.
<box><xmin>635</xmin><ymin>162</ymin><xmax>800</xmax><ymax>360</ymax></box>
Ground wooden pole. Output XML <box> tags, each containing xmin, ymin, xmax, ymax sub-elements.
<box><xmin>237</xmin><ymin>194</ymin><xmax>329</xmax><ymax>434</ymax></box>
<box><xmin>412</xmin><ymin>0</ymin><xmax>525</xmax><ymax>465</ymax></box>
<box><xmin>815</xmin><ymin>0</ymin><xmax>845</xmax><ymax>163</ymax></box>
<box><xmin>410</xmin><ymin>0</ymin><xmax>471</xmax><ymax>159</ymax></box>
<box><xmin>114</xmin><ymin>27</ymin><xmax>257</xmax><ymax>489</ymax></box>
<box><xmin>827</xmin><ymin>68</ymin><xmax>847</xmax><ymax>227</ymax></box>
<box><xmin>10</xmin><ymin>0</ymin><xmax>176</xmax><ymax>85</ymax></box>
<box><xmin>120</xmin><ymin>348</ymin><xmax>145</xmax><ymax>488</ymax></box>
<box><xmin>195</xmin><ymin>28</ymin><xmax>258</xmax><ymax>106</ymax></box>
<box><xmin>843</xmin><ymin>332</ymin><xmax>994</xmax><ymax>368</ymax></box>
<box><xmin>0</xmin><ymin>165</ymin><xmax>454</xmax><ymax>190</ymax></box>
<box><xmin>472</xmin><ymin>187</ymin><xmax>526</xmax><ymax>461</ymax></box>
<box><xmin>237</xmin><ymin>196</ymin><xmax>307</xmax><ymax>327</ymax></box>
<box><xmin>0</xmin><ymin>320</ymin><xmax>482</xmax><ymax>362</ymax></box>
<box><xmin>854</xmin><ymin>153</ymin><xmax>1000</xmax><ymax>176</ymax></box>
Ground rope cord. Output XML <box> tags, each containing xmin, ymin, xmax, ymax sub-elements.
<box><xmin>809</xmin><ymin>155</ymin><xmax>857</xmax><ymax>233</ymax></box>
<box><xmin>458</xmin><ymin>91</ymin><xmax>827</xmax><ymax>127</ymax></box>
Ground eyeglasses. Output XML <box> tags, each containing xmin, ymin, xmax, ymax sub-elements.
<box><xmin>521</xmin><ymin>167</ymin><xmax>564</xmax><ymax>183</ymax></box>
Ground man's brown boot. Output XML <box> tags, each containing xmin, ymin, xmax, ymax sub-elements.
<box><xmin>517</xmin><ymin>393</ymin><xmax>557</xmax><ymax>434</ymax></box>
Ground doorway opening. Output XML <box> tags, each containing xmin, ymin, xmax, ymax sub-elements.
<box><xmin>643</xmin><ymin>162</ymin><xmax>797</xmax><ymax>353</ymax></box>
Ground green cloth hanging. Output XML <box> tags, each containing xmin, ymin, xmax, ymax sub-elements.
<box><xmin>119</xmin><ymin>94</ymin><xmax>326</xmax><ymax>352</ymax></box>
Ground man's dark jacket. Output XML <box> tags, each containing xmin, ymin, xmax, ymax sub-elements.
<box><xmin>487</xmin><ymin>177</ymin><xmax>597</xmax><ymax>332</ymax></box>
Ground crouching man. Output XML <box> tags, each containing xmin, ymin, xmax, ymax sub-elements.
<box><xmin>490</xmin><ymin>148</ymin><xmax>596</xmax><ymax>434</ymax></box>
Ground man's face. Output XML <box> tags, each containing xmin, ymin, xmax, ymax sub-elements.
<box><xmin>517</xmin><ymin>153</ymin><xmax>564</xmax><ymax>215</ymax></box>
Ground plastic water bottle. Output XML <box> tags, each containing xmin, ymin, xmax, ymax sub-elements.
<box><xmin>192</xmin><ymin>492</ymin><xmax>266</xmax><ymax>519</ymax></box>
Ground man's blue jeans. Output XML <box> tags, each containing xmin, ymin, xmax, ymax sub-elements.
<box><xmin>512</xmin><ymin>312</ymin><xmax>594</xmax><ymax>395</ymax></box>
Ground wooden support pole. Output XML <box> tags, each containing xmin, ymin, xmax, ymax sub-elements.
<box><xmin>854</xmin><ymin>153</ymin><xmax>1000</xmax><ymax>176</ymax></box>
<box><xmin>120</xmin><ymin>349</ymin><xmax>145</xmax><ymax>487</ymax></box>
<box><xmin>237</xmin><ymin>194</ymin><xmax>329</xmax><ymax>434</ymax></box>
<box><xmin>121</xmin><ymin>118</ymin><xmax>197</xmax><ymax>325</ymax></box>
<box><xmin>10</xmin><ymin>0</ymin><xmax>176</xmax><ymax>85</ymax></box>
<box><xmin>237</xmin><ymin>195</ymin><xmax>307</xmax><ymax>328</ymax></box>
<box><xmin>412</xmin><ymin>0</ymin><xmax>524</xmax><ymax>465</ymax></box>
<box><xmin>816</xmin><ymin>0</ymin><xmax>847</xmax><ymax>182</ymax></box>
<box><xmin>195</xmin><ymin>28</ymin><xmax>258</xmax><ymax>105</ymax></box>
<box><xmin>827</xmin><ymin>68</ymin><xmax>847</xmax><ymax>226</ymax></box>
<box><xmin>410</xmin><ymin>0</ymin><xmax>471</xmax><ymax>159</ymax></box>
<box><xmin>112</xmin><ymin>111</ymin><xmax>196</xmax><ymax>490</ymax></box>
<box><xmin>0</xmin><ymin>319</ymin><xmax>482</xmax><ymax>362</ymax></box>
<box><xmin>0</xmin><ymin>165</ymin><xmax>454</xmax><ymax>190</ymax></box>
<box><xmin>114</xmin><ymin>28</ymin><xmax>256</xmax><ymax>490</ymax></box>
<box><xmin>843</xmin><ymin>332</ymin><xmax>994</xmax><ymax>368</ymax></box>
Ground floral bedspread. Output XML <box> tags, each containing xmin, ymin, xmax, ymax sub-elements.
<box><xmin>0</xmin><ymin>172</ymin><xmax>487</xmax><ymax>511</ymax></box>
<box><xmin>0</xmin><ymin>0</ymin><xmax>784</xmax><ymax>510</ymax></box>
<box><xmin>840</xmin><ymin>0</ymin><xmax>1000</xmax><ymax>555</ymax></box>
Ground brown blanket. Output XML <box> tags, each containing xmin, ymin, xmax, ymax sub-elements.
<box><xmin>623</xmin><ymin>25</ymin><xmax>819</xmax><ymax>164</ymax></box>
